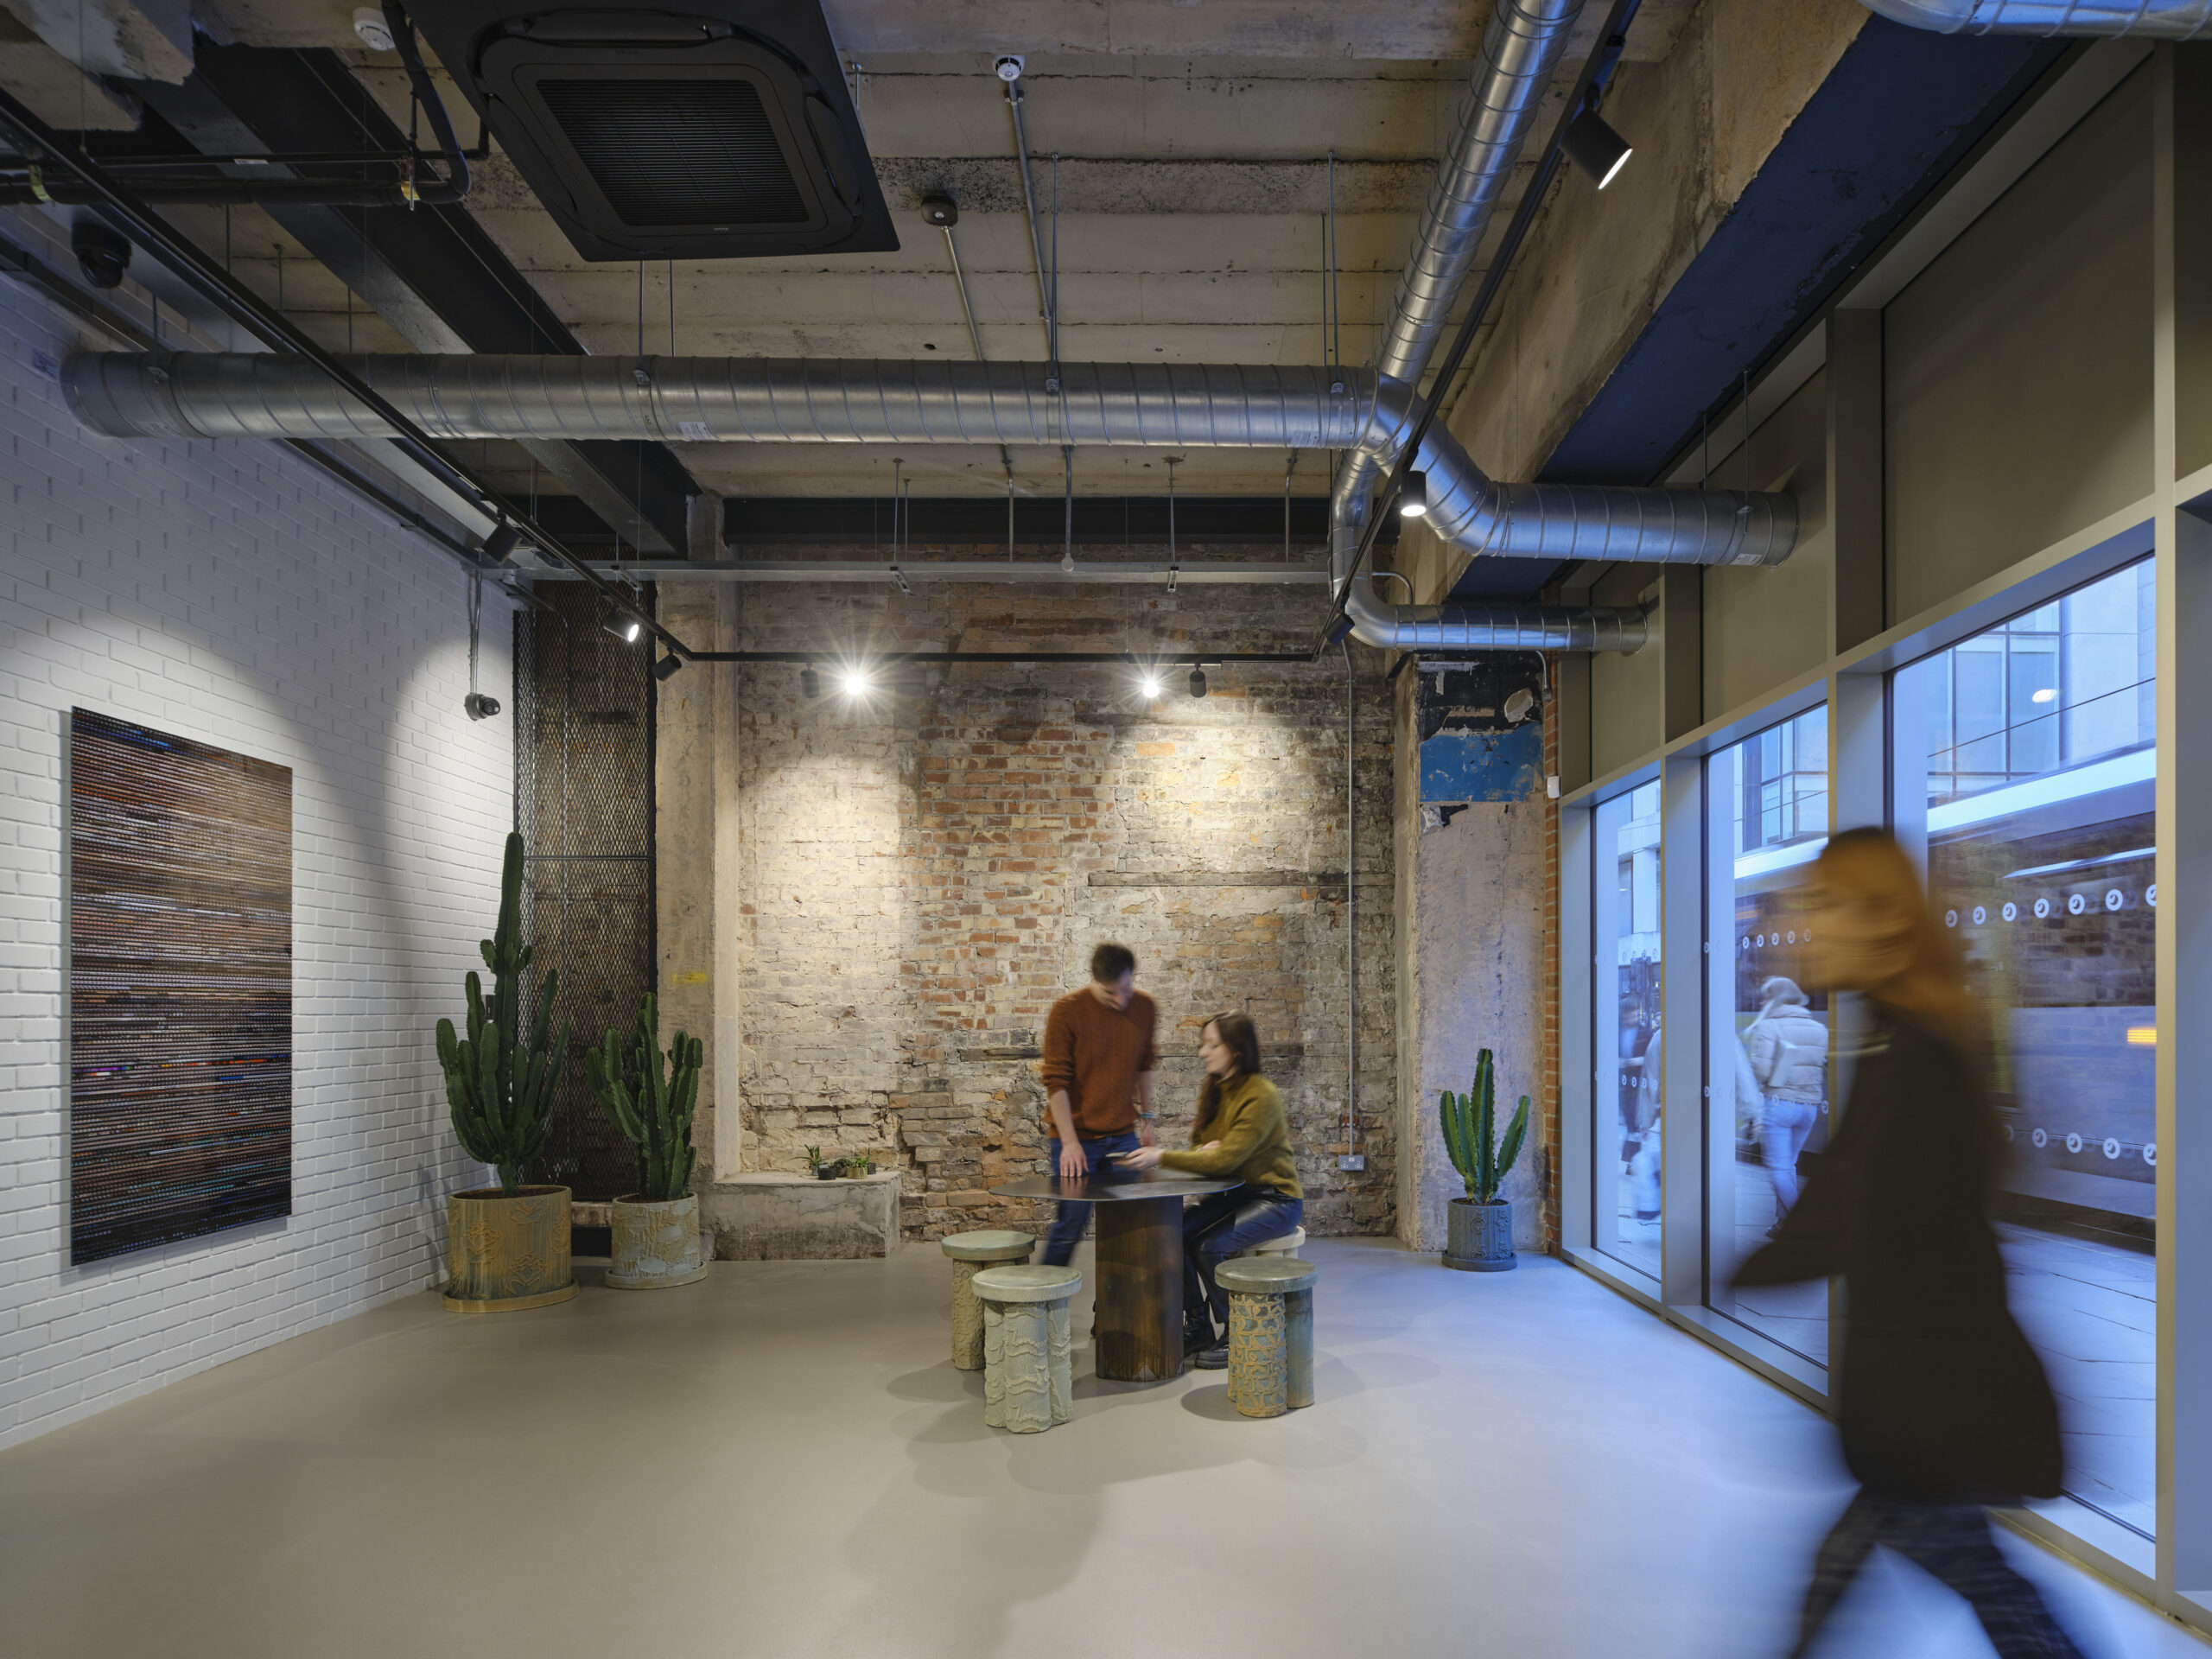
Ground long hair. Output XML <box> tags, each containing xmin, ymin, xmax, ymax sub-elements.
<box><xmin>1815</xmin><ymin>827</ymin><xmax>2001</xmax><ymax>1166</ymax></box>
<box><xmin>1194</xmin><ymin>1011</ymin><xmax>1263</xmax><ymax>1139</ymax></box>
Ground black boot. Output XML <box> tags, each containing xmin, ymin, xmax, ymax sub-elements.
<box><xmin>1183</xmin><ymin>1308</ymin><xmax>1214</xmax><ymax>1355</ymax></box>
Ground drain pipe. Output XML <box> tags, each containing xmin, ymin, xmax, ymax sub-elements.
<box><xmin>1859</xmin><ymin>1</ymin><xmax>2212</xmax><ymax>33</ymax></box>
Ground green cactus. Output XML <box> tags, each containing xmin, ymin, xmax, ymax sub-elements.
<box><xmin>587</xmin><ymin>991</ymin><xmax>702</xmax><ymax>1202</ymax></box>
<box><xmin>435</xmin><ymin>831</ymin><xmax>568</xmax><ymax>1196</ymax></box>
<box><xmin>1440</xmin><ymin>1048</ymin><xmax>1529</xmax><ymax>1205</ymax></box>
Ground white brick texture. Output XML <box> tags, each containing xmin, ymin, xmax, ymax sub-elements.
<box><xmin>0</xmin><ymin>259</ymin><xmax>513</xmax><ymax>1448</ymax></box>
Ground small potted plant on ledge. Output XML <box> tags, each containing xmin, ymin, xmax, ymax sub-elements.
<box><xmin>1440</xmin><ymin>1049</ymin><xmax>1529</xmax><ymax>1273</ymax></box>
<box><xmin>806</xmin><ymin>1145</ymin><xmax>833</xmax><ymax>1179</ymax></box>
<box><xmin>435</xmin><ymin>831</ymin><xmax>576</xmax><ymax>1313</ymax></box>
<box><xmin>588</xmin><ymin>991</ymin><xmax>709</xmax><ymax>1289</ymax></box>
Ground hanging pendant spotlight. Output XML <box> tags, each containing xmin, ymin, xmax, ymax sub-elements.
<box><xmin>1188</xmin><ymin>665</ymin><xmax>1208</xmax><ymax>699</ymax></box>
<box><xmin>479</xmin><ymin>523</ymin><xmax>522</xmax><ymax>564</ymax></box>
<box><xmin>800</xmin><ymin>664</ymin><xmax>821</xmax><ymax>699</ymax></box>
<box><xmin>601</xmin><ymin>607</ymin><xmax>645</xmax><ymax>645</ymax></box>
<box><xmin>1561</xmin><ymin>91</ymin><xmax>1633</xmax><ymax>190</ymax></box>
<box><xmin>652</xmin><ymin>654</ymin><xmax>683</xmax><ymax>682</ymax></box>
<box><xmin>1397</xmin><ymin>470</ymin><xmax>1429</xmax><ymax>518</ymax></box>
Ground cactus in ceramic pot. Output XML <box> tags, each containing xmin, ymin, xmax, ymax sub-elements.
<box><xmin>588</xmin><ymin>991</ymin><xmax>702</xmax><ymax>1201</ymax></box>
<box><xmin>435</xmin><ymin>831</ymin><xmax>566</xmax><ymax>1195</ymax></box>
<box><xmin>1441</xmin><ymin>1048</ymin><xmax>1529</xmax><ymax>1205</ymax></box>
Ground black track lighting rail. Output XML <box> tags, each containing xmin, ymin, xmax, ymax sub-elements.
<box><xmin>0</xmin><ymin>79</ymin><xmax>682</xmax><ymax>661</ymax></box>
<box><xmin>690</xmin><ymin>651</ymin><xmax>1312</xmax><ymax>664</ymax></box>
<box><xmin>1319</xmin><ymin>0</ymin><xmax>1643</xmax><ymax>652</ymax></box>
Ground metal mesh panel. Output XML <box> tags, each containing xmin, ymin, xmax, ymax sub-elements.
<box><xmin>512</xmin><ymin>582</ymin><xmax>656</xmax><ymax>1201</ymax></box>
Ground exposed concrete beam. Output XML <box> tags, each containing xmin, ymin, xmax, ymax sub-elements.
<box><xmin>0</xmin><ymin>0</ymin><xmax>189</xmax><ymax>81</ymax></box>
<box><xmin>0</xmin><ymin>34</ymin><xmax>138</xmax><ymax>128</ymax></box>
<box><xmin>531</xmin><ymin>559</ymin><xmax>1328</xmax><ymax>583</ymax></box>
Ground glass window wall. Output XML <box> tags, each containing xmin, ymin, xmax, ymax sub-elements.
<box><xmin>1592</xmin><ymin>780</ymin><xmax>1663</xmax><ymax>1281</ymax></box>
<box><xmin>1892</xmin><ymin>557</ymin><xmax>2157</xmax><ymax>1538</ymax></box>
<box><xmin>1704</xmin><ymin>706</ymin><xmax>1832</xmax><ymax>1364</ymax></box>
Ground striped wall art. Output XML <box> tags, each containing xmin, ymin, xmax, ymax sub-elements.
<box><xmin>68</xmin><ymin>709</ymin><xmax>293</xmax><ymax>1263</ymax></box>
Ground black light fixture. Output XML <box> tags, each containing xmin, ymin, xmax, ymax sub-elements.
<box><xmin>1561</xmin><ymin>97</ymin><xmax>1633</xmax><ymax>190</ymax></box>
<box><xmin>799</xmin><ymin>664</ymin><xmax>821</xmax><ymax>699</ymax></box>
<box><xmin>479</xmin><ymin>523</ymin><xmax>523</xmax><ymax>564</ymax></box>
<box><xmin>652</xmin><ymin>653</ymin><xmax>683</xmax><ymax>682</ymax></box>
<box><xmin>1188</xmin><ymin>665</ymin><xmax>1208</xmax><ymax>699</ymax></box>
<box><xmin>1397</xmin><ymin>470</ymin><xmax>1429</xmax><ymax>518</ymax></box>
<box><xmin>601</xmin><ymin>605</ymin><xmax>645</xmax><ymax>645</ymax></box>
<box><xmin>463</xmin><ymin>690</ymin><xmax>500</xmax><ymax>721</ymax></box>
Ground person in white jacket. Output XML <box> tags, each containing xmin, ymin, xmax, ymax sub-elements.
<box><xmin>1743</xmin><ymin>976</ymin><xmax>1828</xmax><ymax>1224</ymax></box>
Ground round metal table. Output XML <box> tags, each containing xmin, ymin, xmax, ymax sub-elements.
<box><xmin>988</xmin><ymin>1171</ymin><xmax>1238</xmax><ymax>1382</ymax></box>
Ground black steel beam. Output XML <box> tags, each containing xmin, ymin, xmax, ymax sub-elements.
<box><xmin>723</xmin><ymin>495</ymin><xmax>1376</xmax><ymax>549</ymax></box>
<box><xmin>130</xmin><ymin>38</ymin><xmax>696</xmax><ymax>554</ymax></box>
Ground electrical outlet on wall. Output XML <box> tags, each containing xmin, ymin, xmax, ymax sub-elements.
<box><xmin>1338</xmin><ymin>1154</ymin><xmax>1364</xmax><ymax>1171</ymax></box>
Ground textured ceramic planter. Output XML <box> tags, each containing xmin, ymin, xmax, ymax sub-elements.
<box><xmin>444</xmin><ymin>1185</ymin><xmax>579</xmax><ymax>1312</ymax></box>
<box><xmin>608</xmin><ymin>1192</ymin><xmax>709</xmax><ymax>1289</ymax></box>
<box><xmin>1443</xmin><ymin>1196</ymin><xmax>1516</xmax><ymax>1272</ymax></box>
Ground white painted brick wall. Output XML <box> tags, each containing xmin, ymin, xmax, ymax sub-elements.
<box><xmin>0</xmin><ymin>248</ymin><xmax>514</xmax><ymax>1448</ymax></box>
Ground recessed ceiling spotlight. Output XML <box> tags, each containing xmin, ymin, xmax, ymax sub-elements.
<box><xmin>1397</xmin><ymin>470</ymin><xmax>1429</xmax><ymax>518</ymax></box>
<box><xmin>1562</xmin><ymin>104</ymin><xmax>1633</xmax><ymax>190</ymax></box>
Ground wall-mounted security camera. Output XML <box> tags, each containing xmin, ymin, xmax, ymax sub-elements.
<box><xmin>995</xmin><ymin>55</ymin><xmax>1024</xmax><ymax>81</ymax></box>
<box><xmin>464</xmin><ymin>691</ymin><xmax>500</xmax><ymax>721</ymax></box>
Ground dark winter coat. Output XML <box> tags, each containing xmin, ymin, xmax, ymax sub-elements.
<box><xmin>1733</xmin><ymin>1007</ymin><xmax>2062</xmax><ymax>1503</ymax></box>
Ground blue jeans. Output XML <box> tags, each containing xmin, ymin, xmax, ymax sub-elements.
<box><xmin>1182</xmin><ymin>1185</ymin><xmax>1304</xmax><ymax>1330</ymax></box>
<box><xmin>1039</xmin><ymin>1129</ymin><xmax>1143</xmax><ymax>1266</ymax></box>
<box><xmin>1762</xmin><ymin>1096</ymin><xmax>1818</xmax><ymax>1216</ymax></box>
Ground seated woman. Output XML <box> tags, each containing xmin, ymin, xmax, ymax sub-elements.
<box><xmin>1116</xmin><ymin>1011</ymin><xmax>1302</xmax><ymax>1370</ymax></box>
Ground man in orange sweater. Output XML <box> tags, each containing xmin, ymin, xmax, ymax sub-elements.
<box><xmin>1038</xmin><ymin>942</ymin><xmax>1159</xmax><ymax>1267</ymax></box>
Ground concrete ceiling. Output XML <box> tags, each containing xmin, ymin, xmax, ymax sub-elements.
<box><xmin>112</xmin><ymin>3</ymin><xmax>1701</xmax><ymax>507</ymax></box>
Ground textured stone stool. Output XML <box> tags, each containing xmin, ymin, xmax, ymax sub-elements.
<box><xmin>1215</xmin><ymin>1256</ymin><xmax>1318</xmax><ymax>1418</ymax></box>
<box><xmin>1236</xmin><ymin>1225</ymin><xmax>1307</xmax><ymax>1259</ymax></box>
<box><xmin>973</xmin><ymin>1264</ymin><xmax>1081</xmax><ymax>1433</ymax></box>
<box><xmin>941</xmin><ymin>1230</ymin><xmax>1034</xmax><ymax>1370</ymax></box>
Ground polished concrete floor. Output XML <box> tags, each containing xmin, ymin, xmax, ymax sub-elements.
<box><xmin>2</xmin><ymin>1239</ymin><xmax>2201</xmax><ymax>1658</ymax></box>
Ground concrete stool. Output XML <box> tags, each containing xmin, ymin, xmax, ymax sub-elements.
<box><xmin>941</xmin><ymin>1230</ymin><xmax>1034</xmax><ymax>1370</ymax></box>
<box><xmin>973</xmin><ymin>1264</ymin><xmax>1081</xmax><ymax>1433</ymax></box>
<box><xmin>1236</xmin><ymin>1225</ymin><xmax>1307</xmax><ymax>1259</ymax></box>
<box><xmin>1215</xmin><ymin>1256</ymin><xmax>1318</xmax><ymax>1419</ymax></box>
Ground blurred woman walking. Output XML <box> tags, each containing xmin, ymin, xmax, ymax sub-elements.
<box><xmin>1735</xmin><ymin>828</ymin><xmax>2086</xmax><ymax>1658</ymax></box>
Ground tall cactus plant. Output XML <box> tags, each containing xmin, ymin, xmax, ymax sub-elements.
<box><xmin>588</xmin><ymin>991</ymin><xmax>702</xmax><ymax>1202</ymax></box>
<box><xmin>1440</xmin><ymin>1048</ymin><xmax>1530</xmax><ymax>1205</ymax></box>
<box><xmin>435</xmin><ymin>831</ymin><xmax>567</xmax><ymax>1195</ymax></box>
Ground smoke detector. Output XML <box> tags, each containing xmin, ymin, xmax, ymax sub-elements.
<box><xmin>995</xmin><ymin>55</ymin><xmax>1024</xmax><ymax>81</ymax></box>
<box><xmin>353</xmin><ymin>8</ymin><xmax>395</xmax><ymax>52</ymax></box>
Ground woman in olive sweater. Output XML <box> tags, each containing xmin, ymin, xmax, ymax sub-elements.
<box><xmin>1116</xmin><ymin>1011</ymin><xmax>1302</xmax><ymax>1369</ymax></box>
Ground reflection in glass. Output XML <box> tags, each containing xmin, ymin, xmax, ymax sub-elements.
<box><xmin>1894</xmin><ymin>557</ymin><xmax>2156</xmax><ymax>1537</ymax></box>
<box><xmin>1705</xmin><ymin>707</ymin><xmax>1831</xmax><ymax>1363</ymax></box>
<box><xmin>1593</xmin><ymin>780</ymin><xmax>1662</xmax><ymax>1280</ymax></box>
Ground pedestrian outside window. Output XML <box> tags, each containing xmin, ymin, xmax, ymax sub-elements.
<box><xmin>1593</xmin><ymin>779</ymin><xmax>1662</xmax><ymax>1282</ymax></box>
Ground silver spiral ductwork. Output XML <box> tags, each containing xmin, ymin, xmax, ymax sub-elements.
<box><xmin>1343</xmin><ymin>590</ymin><xmax>1647</xmax><ymax>652</ymax></box>
<box><xmin>64</xmin><ymin>351</ymin><xmax>1797</xmax><ymax>573</ymax></box>
<box><xmin>1859</xmin><ymin>0</ymin><xmax>2212</xmax><ymax>34</ymax></box>
<box><xmin>1376</xmin><ymin>0</ymin><xmax>1586</xmax><ymax>385</ymax></box>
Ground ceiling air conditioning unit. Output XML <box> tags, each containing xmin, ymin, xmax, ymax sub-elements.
<box><xmin>415</xmin><ymin>3</ymin><xmax>898</xmax><ymax>261</ymax></box>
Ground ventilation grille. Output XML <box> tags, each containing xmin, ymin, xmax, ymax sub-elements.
<box><xmin>537</xmin><ymin>78</ymin><xmax>807</xmax><ymax>227</ymax></box>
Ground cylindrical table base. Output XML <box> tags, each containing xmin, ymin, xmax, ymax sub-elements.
<box><xmin>1094</xmin><ymin>1194</ymin><xmax>1184</xmax><ymax>1382</ymax></box>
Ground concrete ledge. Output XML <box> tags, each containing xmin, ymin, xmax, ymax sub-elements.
<box><xmin>702</xmin><ymin>1172</ymin><xmax>902</xmax><ymax>1261</ymax></box>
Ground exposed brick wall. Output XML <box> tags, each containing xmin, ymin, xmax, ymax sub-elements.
<box><xmin>709</xmin><ymin>567</ymin><xmax>1397</xmax><ymax>1240</ymax></box>
<box><xmin>0</xmin><ymin>224</ymin><xmax>512</xmax><ymax>1449</ymax></box>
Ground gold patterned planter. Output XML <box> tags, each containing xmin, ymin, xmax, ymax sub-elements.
<box><xmin>444</xmin><ymin>1185</ymin><xmax>579</xmax><ymax>1313</ymax></box>
<box><xmin>607</xmin><ymin>1193</ymin><xmax>709</xmax><ymax>1290</ymax></box>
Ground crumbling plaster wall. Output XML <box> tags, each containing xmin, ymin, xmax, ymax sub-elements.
<box><xmin>658</xmin><ymin>563</ymin><xmax>1397</xmax><ymax>1241</ymax></box>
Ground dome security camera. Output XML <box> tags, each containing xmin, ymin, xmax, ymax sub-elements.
<box><xmin>72</xmin><ymin>223</ymin><xmax>130</xmax><ymax>290</ymax></box>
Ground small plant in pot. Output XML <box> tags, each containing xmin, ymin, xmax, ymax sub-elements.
<box><xmin>1440</xmin><ymin>1049</ymin><xmax>1529</xmax><ymax>1273</ymax></box>
<box><xmin>841</xmin><ymin>1151</ymin><xmax>877</xmax><ymax>1177</ymax></box>
<box><xmin>588</xmin><ymin>991</ymin><xmax>709</xmax><ymax>1290</ymax></box>
<box><xmin>434</xmin><ymin>831</ymin><xmax>576</xmax><ymax>1312</ymax></box>
<box><xmin>806</xmin><ymin>1145</ymin><xmax>835</xmax><ymax>1179</ymax></box>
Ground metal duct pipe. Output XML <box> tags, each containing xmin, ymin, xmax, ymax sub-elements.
<box><xmin>1859</xmin><ymin>1</ymin><xmax>2212</xmax><ymax>34</ymax></box>
<box><xmin>1344</xmin><ymin>578</ymin><xmax>1647</xmax><ymax>652</ymax></box>
<box><xmin>65</xmin><ymin>352</ymin><xmax>1796</xmax><ymax>572</ymax></box>
<box><xmin>1377</xmin><ymin>0</ymin><xmax>1586</xmax><ymax>385</ymax></box>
